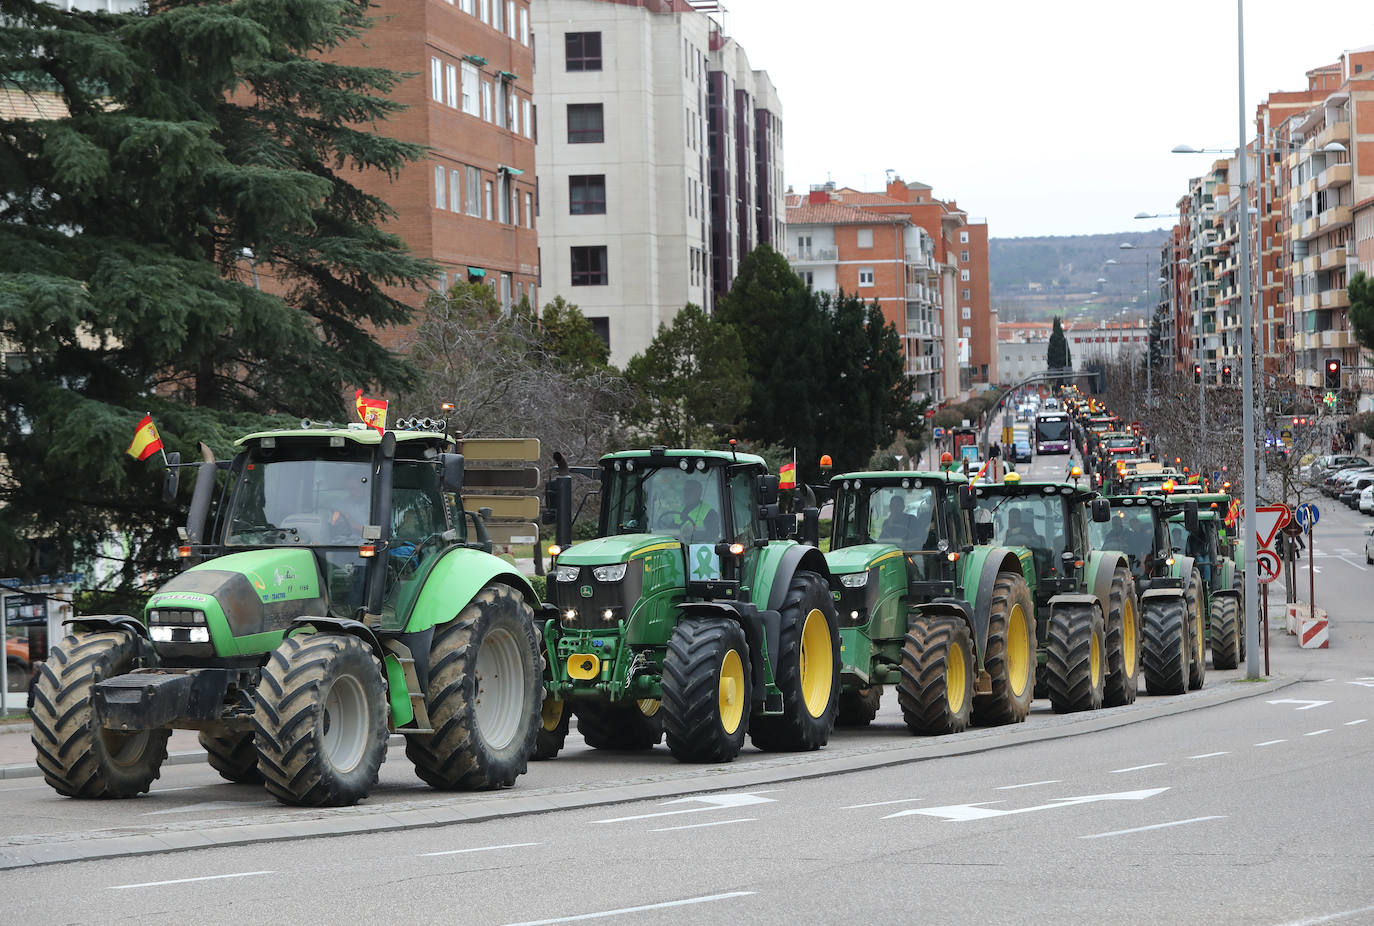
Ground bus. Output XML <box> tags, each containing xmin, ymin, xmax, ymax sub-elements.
<box><xmin>1035</xmin><ymin>412</ymin><xmax>1072</xmax><ymax>455</ymax></box>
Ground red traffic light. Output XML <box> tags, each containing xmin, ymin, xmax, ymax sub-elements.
<box><xmin>1328</xmin><ymin>360</ymin><xmax>1340</xmax><ymax>373</ymax></box>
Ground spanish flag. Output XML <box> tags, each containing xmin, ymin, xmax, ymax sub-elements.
<box><xmin>126</xmin><ymin>414</ymin><xmax>164</xmax><ymax>462</ymax></box>
<box><xmin>1186</xmin><ymin>473</ymin><xmax>1201</xmax><ymax>485</ymax></box>
<box><xmin>779</xmin><ymin>462</ymin><xmax>797</xmax><ymax>489</ymax></box>
<box><xmin>355</xmin><ymin>389</ymin><xmax>388</xmax><ymax>433</ymax></box>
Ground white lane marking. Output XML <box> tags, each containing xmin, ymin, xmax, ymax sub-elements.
<box><xmin>1348</xmin><ymin>680</ymin><xmax>1374</xmax><ymax>688</ymax></box>
<box><xmin>593</xmin><ymin>791</ymin><xmax>778</xmax><ymax>824</ymax></box>
<box><xmin>151</xmin><ymin>786</ymin><xmax>203</xmax><ymax>793</ymax></box>
<box><xmin>500</xmin><ymin>891</ymin><xmax>756</xmax><ymax>926</ymax></box>
<box><xmin>1109</xmin><ymin>763</ymin><xmax>1167</xmax><ymax>774</ymax></box>
<box><xmin>1305</xmin><ymin>729</ymin><xmax>1333</xmax><ymax>736</ymax></box>
<box><xmin>1337</xmin><ymin>557</ymin><xmax>1365</xmax><ymax>570</ymax></box>
<box><xmin>1255</xmin><ymin>739</ymin><xmax>1287</xmax><ymax>747</ymax></box>
<box><xmin>111</xmin><ymin>871</ymin><xmax>274</xmax><ymax>890</ymax></box>
<box><xmin>1188</xmin><ymin>751</ymin><xmax>1230</xmax><ymax>759</ymax></box>
<box><xmin>994</xmin><ymin>779</ymin><xmax>1062</xmax><ymax>790</ymax></box>
<box><xmin>1269</xmin><ymin>902</ymin><xmax>1374</xmax><ymax>926</ymax></box>
<box><xmin>842</xmin><ymin>798</ymin><xmax>924</xmax><ymax>809</ymax></box>
<box><xmin>1266</xmin><ymin>699</ymin><xmax>1333</xmax><ymax>711</ymax></box>
<box><xmin>886</xmin><ymin>788</ymin><xmax>1169</xmax><ymax>822</ymax></box>
<box><xmin>1080</xmin><ymin>815</ymin><xmax>1225</xmax><ymax>840</ymax></box>
<box><xmin>1344</xmin><ymin>719</ymin><xmax>1368</xmax><ymax>726</ymax></box>
<box><xmin>651</xmin><ymin>817</ymin><xmax>755</xmax><ymax>833</ymax></box>
<box><xmin>419</xmin><ymin>842</ymin><xmax>541</xmax><ymax>857</ymax></box>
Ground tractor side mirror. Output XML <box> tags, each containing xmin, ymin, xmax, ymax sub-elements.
<box><xmin>161</xmin><ymin>451</ymin><xmax>181</xmax><ymax>504</ymax></box>
<box><xmin>757</xmin><ymin>473</ymin><xmax>780</xmax><ymax>506</ymax></box>
<box><xmin>440</xmin><ymin>452</ymin><xmax>465</xmax><ymax>492</ymax></box>
<box><xmin>975</xmin><ymin>520</ymin><xmax>995</xmax><ymax>545</ymax></box>
<box><xmin>1090</xmin><ymin>498</ymin><xmax>1111</xmax><ymax>523</ymax></box>
<box><xmin>958</xmin><ymin>485</ymin><xmax>976</xmax><ymax>510</ymax></box>
<box><xmin>1184</xmin><ymin>501</ymin><xmax>1200</xmax><ymax>534</ymax></box>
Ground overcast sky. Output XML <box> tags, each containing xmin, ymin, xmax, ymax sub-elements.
<box><xmin>720</xmin><ymin>0</ymin><xmax>1374</xmax><ymax>239</ymax></box>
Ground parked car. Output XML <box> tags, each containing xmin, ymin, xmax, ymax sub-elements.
<box><xmin>1329</xmin><ymin>467</ymin><xmax>1374</xmax><ymax>498</ymax></box>
<box><xmin>1341</xmin><ymin>474</ymin><xmax>1374</xmax><ymax>508</ymax></box>
<box><xmin>1308</xmin><ymin>455</ymin><xmax>1371</xmax><ymax>487</ymax></box>
<box><xmin>1366</xmin><ymin>526</ymin><xmax>1374</xmax><ymax>564</ymax></box>
<box><xmin>1360</xmin><ymin>484</ymin><xmax>1374</xmax><ymax>515</ymax></box>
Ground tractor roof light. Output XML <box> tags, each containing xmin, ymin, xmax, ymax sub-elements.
<box><xmin>1162</xmin><ymin>480</ymin><xmax>1176</xmax><ymax>494</ymax></box>
<box><xmin>1004</xmin><ymin>472</ymin><xmax>1021</xmax><ymax>484</ymax></box>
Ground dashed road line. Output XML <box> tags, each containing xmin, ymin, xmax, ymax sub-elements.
<box><xmin>1109</xmin><ymin>763</ymin><xmax>1167</xmax><ymax>773</ymax></box>
<box><xmin>111</xmin><ymin>871</ymin><xmax>274</xmax><ymax>890</ymax></box>
<box><xmin>1269</xmin><ymin>902</ymin><xmax>1374</xmax><ymax>926</ymax></box>
<box><xmin>842</xmin><ymin>798</ymin><xmax>923</xmax><ymax>809</ymax></box>
<box><xmin>1255</xmin><ymin>739</ymin><xmax>1287</xmax><ymax>747</ymax></box>
<box><xmin>1305</xmin><ymin>729</ymin><xmax>1333</xmax><ymax>737</ymax></box>
<box><xmin>419</xmin><ymin>842</ymin><xmax>541</xmax><ymax>857</ymax></box>
<box><xmin>1080</xmin><ymin>815</ymin><xmax>1225</xmax><ymax>840</ymax></box>
<box><xmin>1345</xmin><ymin>719</ymin><xmax>1368</xmax><ymax>726</ymax></box>
<box><xmin>650</xmin><ymin>817</ymin><xmax>756</xmax><ymax>833</ymax></box>
<box><xmin>1188</xmin><ymin>751</ymin><xmax>1230</xmax><ymax>759</ymax></box>
<box><xmin>994</xmin><ymin>780</ymin><xmax>1061</xmax><ymax>790</ymax></box>
<box><xmin>500</xmin><ymin>891</ymin><xmax>756</xmax><ymax>926</ymax></box>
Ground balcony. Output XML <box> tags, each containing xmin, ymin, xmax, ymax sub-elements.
<box><xmin>786</xmin><ymin>247</ymin><xmax>837</xmax><ymax>263</ymax></box>
<box><xmin>1318</xmin><ymin>204</ymin><xmax>1352</xmax><ymax>232</ymax></box>
<box><xmin>1318</xmin><ymin>247</ymin><xmax>1346</xmax><ymax>271</ymax></box>
<box><xmin>1302</xmin><ymin>177</ymin><xmax>1318</xmax><ymax>198</ymax></box>
<box><xmin>1316</xmin><ymin>163</ymin><xmax>1352</xmax><ymax>191</ymax></box>
<box><xmin>1320</xmin><ymin>289</ymin><xmax>1350</xmax><ymax>309</ymax></box>
<box><xmin>1316</xmin><ymin>121</ymin><xmax>1351</xmax><ymax>149</ymax></box>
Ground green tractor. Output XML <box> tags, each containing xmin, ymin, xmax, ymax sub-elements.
<box><xmin>823</xmin><ymin>470</ymin><xmax>1036</xmax><ymax>735</ymax></box>
<box><xmin>1166</xmin><ymin>492</ymin><xmax>1245</xmax><ymax>672</ymax></box>
<box><xmin>1091</xmin><ymin>494</ymin><xmax>1206</xmax><ymax>695</ymax></box>
<box><xmin>972</xmin><ymin>473</ymin><xmax>1139</xmax><ymax>712</ymax></box>
<box><xmin>31</xmin><ymin>423</ymin><xmax>544</xmax><ymax>806</ymax></box>
<box><xmin>537</xmin><ymin>447</ymin><xmax>840</xmax><ymax>763</ymax></box>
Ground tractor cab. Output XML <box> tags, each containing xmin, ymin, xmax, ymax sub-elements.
<box><xmin>973</xmin><ymin>477</ymin><xmax>1108</xmax><ymax>605</ymax></box>
<box><xmin>1092</xmin><ymin>495</ymin><xmax>1173</xmax><ymax>588</ymax></box>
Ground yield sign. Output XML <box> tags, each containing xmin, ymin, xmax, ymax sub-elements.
<box><xmin>1253</xmin><ymin>504</ymin><xmax>1292</xmax><ymax>550</ymax></box>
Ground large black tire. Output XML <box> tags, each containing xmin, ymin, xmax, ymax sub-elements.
<box><xmin>1210</xmin><ymin>595</ymin><xmax>1242</xmax><ymax>670</ymax></box>
<box><xmin>1044</xmin><ymin>603</ymin><xmax>1106</xmax><ymax>713</ymax></box>
<box><xmin>749</xmin><ymin>570</ymin><xmax>840</xmax><ymax>752</ymax></box>
<box><xmin>532</xmin><ymin>694</ymin><xmax>570</xmax><ymax>760</ymax></box>
<box><xmin>30</xmin><ymin>631</ymin><xmax>171</xmax><ymax>798</ymax></box>
<box><xmin>199</xmin><ymin>729</ymin><xmax>263</xmax><ymax>783</ymax></box>
<box><xmin>836</xmin><ymin>686</ymin><xmax>882</xmax><ymax>727</ymax></box>
<box><xmin>972</xmin><ymin>572</ymin><xmax>1036</xmax><ymax>726</ymax></box>
<box><xmin>574</xmin><ymin>698</ymin><xmax>664</xmax><ymax>750</ymax></box>
<box><xmin>1140</xmin><ymin>595</ymin><xmax>1189</xmax><ymax>696</ymax></box>
<box><xmin>1185</xmin><ymin>570</ymin><xmax>1207</xmax><ymax>690</ymax></box>
<box><xmin>897</xmin><ymin>616</ymin><xmax>973</xmax><ymax>735</ymax></box>
<box><xmin>662</xmin><ymin>618</ymin><xmax>750</xmax><ymax>763</ymax></box>
<box><xmin>1103</xmin><ymin>566</ymin><xmax>1140</xmax><ymax>707</ymax></box>
<box><xmin>255</xmin><ymin>633</ymin><xmax>389</xmax><ymax>806</ymax></box>
<box><xmin>405</xmin><ymin>584</ymin><xmax>542</xmax><ymax>789</ymax></box>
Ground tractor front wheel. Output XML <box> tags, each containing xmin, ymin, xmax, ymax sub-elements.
<box><xmin>1210</xmin><ymin>595</ymin><xmax>1242</xmax><ymax>670</ymax></box>
<box><xmin>1104</xmin><ymin>566</ymin><xmax>1140</xmax><ymax>706</ymax></box>
<box><xmin>1140</xmin><ymin>596</ymin><xmax>1189</xmax><ymax>696</ymax></box>
<box><xmin>1044</xmin><ymin>603</ymin><xmax>1106</xmax><ymax>713</ymax></box>
<box><xmin>897</xmin><ymin>616</ymin><xmax>973</xmax><ymax>735</ymax></box>
<box><xmin>836</xmin><ymin>686</ymin><xmax>882</xmax><ymax>727</ymax></box>
<box><xmin>199</xmin><ymin>729</ymin><xmax>263</xmax><ymax>783</ymax></box>
<box><xmin>533</xmin><ymin>695</ymin><xmax>570</xmax><ymax>760</ymax></box>
<box><xmin>662</xmin><ymin>619</ymin><xmax>750</xmax><ymax>763</ymax></box>
<box><xmin>972</xmin><ymin>572</ymin><xmax>1036</xmax><ymax>726</ymax></box>
<box><xmin>1186</xmin><ymin>570</ymin><xmax>1207</xmax><ymax>690</ymax></box>
<box><xmin>750</xmin><ymin>571</ymin><xmax>840</xmax><ymax>752</ymax></box>
<box><xmin>575</xmin><ymin>698</ymin><xmax>664</xmax><ymax>751</ymax></box>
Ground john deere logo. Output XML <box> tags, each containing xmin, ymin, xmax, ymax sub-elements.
<box><xmin>580</xmin><ymin>585</ymin><xmax>594</xmax><ymax>598</ymax></box>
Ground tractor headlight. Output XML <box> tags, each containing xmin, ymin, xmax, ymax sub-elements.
<box><xmin>839</xmin><ymin>573</ymin><xmax>869</xmax><ymax>588</ymax></box>
<box><xmin>592</xmin><ymin>563</ymin><xmax>628</xmax><ymax>583</ymax></box>
<box><xmin>553</xmin><ymin>565</ymin><xmax>580</xmax><ymax>583</ymax></box>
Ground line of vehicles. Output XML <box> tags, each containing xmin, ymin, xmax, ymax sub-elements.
<box><xmin>28</xmin><ymin>396</ymin><xmax>1247</xmax><ymax>808</ymax></box>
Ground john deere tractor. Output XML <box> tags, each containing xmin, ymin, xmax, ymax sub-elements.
<box><xmin>824</xmin><ymin>470</ymin><xmax>1036</xmax><ymax>735</ymax></box>
<box><xmin>1091</xmin><ymin>494</ymin><xmax>1205</xmax><ymax>695</ymax></box>
<box><xmin>537</xmin><ymin>447</ymin><xmax>839</xmax><ymax>764</ymax></box>
<box><xmin>1166</xmin><ymin>492</ymin><xmax>1245</xmax><ymax>672</ymax></box>
<box><xmin>972</xmin><ymin>473</ymin><xmax>1139</xmax><ymax>712</ymax></box>
<box><xmin>31</xmin><ymin>423</ymin><xmax>544</xmax><ymax>806</ymax></box>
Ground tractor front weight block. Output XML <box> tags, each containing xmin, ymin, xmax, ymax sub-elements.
<box><xmin>93</xmin><ymin>669</ymin><xmax>234</xmax><ymax>731</ymax></box>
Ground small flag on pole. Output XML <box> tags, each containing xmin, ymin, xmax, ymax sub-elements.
<box><xmin>126</xmin><ymin>414</ymin><xmax>164</xmax><ymax>462</ymax></box>
<box><xmin>779</xmin><ymin>462</ymin><xmax>797</xmax><ymax>489</ymax></box>
<box><xmin>355</xmin><ymin>389</ymin><xmax>388</xmax><ymax>433</ymax></box>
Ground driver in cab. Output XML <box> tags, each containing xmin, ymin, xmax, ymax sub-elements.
<box><xmin>675</xmin><ymin>478</ymin><xmax>719</xmax><ymax>543</ymax></box>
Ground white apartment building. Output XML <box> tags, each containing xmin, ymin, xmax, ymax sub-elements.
<box><xmin>532</xmin><ymin>0</ymin><xmax>782</xmax><ymax>365</ymax></box>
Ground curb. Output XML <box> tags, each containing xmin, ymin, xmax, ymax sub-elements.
<box><xmin>0</xmin><ymin>675</ymin><xmax>1295</xmax><ymax>869</ymax></box>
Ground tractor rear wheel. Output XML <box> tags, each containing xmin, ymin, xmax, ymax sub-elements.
<box><xmin>750</xmin><ymin>571</ymin><xmax>840</xmax><ymax>752</ymax></box>
<box><xmin>1140</xmin><ymin>596</ymin><xmax>1189</xmax><ymax>696</ymax></box>
<box><xmin>30</xmin><ymin>631</ymin><xmax>171</xmax><ymax>798</ymax></box>
<box><xmin>972</xmin><ymin>572</ymin><xmax>1035</xmax><ymax>726</ymax></box>
<box><xmin>1103</xmin><ymin>566</ymin><xmax>1140</xmax><ymax>706</ymax></box>
<box><xmin>1185</xmin><ymin>570</ymin><xmax>1207</xmax><ymax>690</ymax></box>
<box><xmin>897</xmin><ymin>616</ymin><xmax>973</xmax><ymax>735</ymax></box>
<box><xmin>575</xmin><ymin>698</ymin><xmax>664</xmax><ymax>751</ymax></box>
<box><xmin>836</xmin><ymin>686</ymin><xmax>882</xmax><ymax>727</ymax></box>
<box><xmin>662</xmin><ymin>618</ymin><xmax>750</xmax><ymax>763</ymax></box>
<box><xmin>255</xmin><ymin>633</ymin><xmax>389</xmax><ymax>806</ymax></box>
<box><xmin>1044</xmin><ymin>603</ymin><xmax>1106</xmax><ymax>713</ymax></box>
<box><xmin>1209</xmin><ymin>595</ymin><xmax>1242</xmax><ymax>670</ymax></box>
<box><xmin>199</xmin><ymin>729</ymin><xmax>263</xmax><ymax>783</ymax></box>
<box><xmin>533</xmin><ymin>695</ymin><xmax>570</xmax><ymax>760</ymax></box>
<box><xmin>405</xmin><ymin>584</ymin><xmax>542</xmax><ymax>790</ymax></box>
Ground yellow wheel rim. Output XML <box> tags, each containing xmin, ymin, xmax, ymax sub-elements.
<box><xmin>637</xmin><ymin>698</ymin><xmax>661</xmax><ymax>717</ymax></box>
<box><xmin>1122</xmin><ymin>595</ymin><xmax>1137</xmax><ymax>675</ymax></box>
<box><xmin>946</xmin><ymin>636</ymin><xmax>968</xmax><ymax>714</ymax></box>
<box><xmin>540</xmin><ymin>696</ymin><xmax>564</xmax><ymax>732</ymax></box>
<box><xmin>1007</xmin><ymin>603</ymin><xmax>1031</xmax><ymax>698</ymax></box>
<box><xmin>718</xmin><ymin>649</ymin><xmax>746</xmax><ymax>734</ymax></box>
<box><xmin>799</xmin><ymin>608</ymin><xmax>834</xmax><ymax>719</ymax></box>
<box><xmin>1194</xmin><ymin>603</ymin><xmax>1205</xmax><ymax>666</ymax></box>
<box><xmin>1090</xmin><ymin>625</ymin><xmax>1102</xmax><ymax>685</ymax></box>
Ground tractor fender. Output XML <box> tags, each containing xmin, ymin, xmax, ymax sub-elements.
<box><xmin>962</xmin><ymin>547</ymin><xmax>1025</xmax><ymax>666</ymax></box>
<box><xmin>1170</xmin><ymin>553</ymin><xmax>1197</xmax><ymax>583</ymax></box>
<box><xmin>1087</xmin><ymin>551</ymin><xmax>1129</xmax><ymax>609</ymax></box>
<box><xmin>402</xmin><ymin>546</ymin><xmax>538</xmax><ymax>634</ymax></box>
<box><xmin>1047</xmin><ymin>592</ymin><xmax>1102</xmax><ymax>621</ymax></box>
<box><xmin>285</xmin><ymin>616</ymin><xmax>387</xmax><ymax>666</ymax></box>
<box><xmin>64</xmin><ymin>614</ymin><xmax>150</xmax><ymax>641</ymax></box>
<box><xmin>762</xmin><ymin>542</ymin><xmax>832</xmax><ymax>612</ymax></box>
<box><xmin>284</xmin><ymin>616</ymin><xmax>414</xmax><ymax>726</ymax></box>
<box><xmin>676</xmin><ymin>600</ymin><xmax>776</xmax><ymax>704</ymax></box>
<box><xmin>1209</xmin><ymin>587</ymin><xmax>1241</xmax><ymax>603</ymax></box>
<box><xmin>1139</xmin><ymin>586</ymin><xmax>1185</xmax><ymax>607</ymax></box>
<box><xmin>911</xmin><ymin>596</ymin><xmax>975</xmax><ymax>650</ymax></box>
<box><xmin>1218</xmin><ymin>557</ymin><xmax>1237</xmax><ymax>594</ymax></box>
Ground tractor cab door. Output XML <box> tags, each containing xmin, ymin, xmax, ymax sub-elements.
<box><xmin>380</xmin><ymin>458</ymin><xmax>451</xmax><ymax>628</ymax></box>
<box><xmin>726</xmin><ymin>466</ymin><xmax>766</xmax><ymax>595</ymax></box>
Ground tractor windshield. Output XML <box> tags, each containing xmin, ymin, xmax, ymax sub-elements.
<box><xmin>1091</xmin><ymin>507</ymin><xmax>1155</xmax><ymax>580</ymax></box>
<box><xmin>603</xmin><ymin>463</ymin><xmax>725</xmax><ymax>543</ymax></box>
<box><xmin>834</xmin><ymin>485</ymin><xmax>939</xmax><ymax>551</ymax></box>
<box><xmin>225</xmin><ymin>445</ymin><xmax>372</xmax><ymax>546</ymax></box>
<box><xmin>978</xmin><ymin>492</ymin><xmax>1068</xmax><ymax>578</ymax></box>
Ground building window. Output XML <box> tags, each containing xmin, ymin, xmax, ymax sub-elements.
<box><xmin>567</xmin><ymin>103</ymin><xmax>604</xmax><ymax>143</ymax></box>
<box><xmin>858</xmin><ymin>267</ymin><xmax>874</xmax><ymax>287</ymax></box>
<box><xmin>479</xmin><ymin>0</ymin><xmax>489</xmax><ymax>22</ymax></box>
<box><xmin>520</xmin><ymin>7</ymin><xmax>529</xmax><ymax>45</ymax></box>
<box><xmin>484</xmin><ymin>179</ymin><xmax>493</xmax><ymax>220</ymax></box>
<box><xmin>434</xmin><ymin>164</ymin><xmax>446</xmax><ymax>209</ymax></box>
<box><xmin>961</xmin><ymin>306</ymin><xmax>971</xmax><ymax>320</ymax></box>
<box><xmin>482</xmin><ymin>81</ymin><xmax>492</xmax><ymax>121</ymax></box>
<box><xmin>959</xmin><ymin>230</ymin><xmax>969</xmax><ymax>244</ymax></box>
<box><xmin>960</xmin><ymin>269</ymin><xmax>970</xmax><ymax>282</ymax></box>
<box><xmin>449</xmin><ymin>168</ymin><xmax>461</xmax><ymax>213</ymax></box>
<box><xmin>571</xmin><ymin>246</ymin><xmax>608</xmax><ymax>286</ymax></box>
<box><xmin>566</xmin><ymin>32</ymin><xmax>602</xmax><ymax>71</ymax></box>
<box><xmin>492</xmin><ymin>0</ymin><xmax>503</xmax><ymax>31</ymax></box>
<box><xmin>501</xmin><ymin>272</ymin><xmax>512</xmax><ymax>310</ymax></box>
<box><xmin>569</xmin><ymin>174</ymin><xmax>607</xmax><ymax>215</ymax></box>
<box><xmin>801</xmin><ymin>271</ymin><xmax>813</xmax><ymax>287</ymax></box>
<box><xmin>461</xmin><ymin>63</ymin><xmax>479</xmax><ymax>116</ymax></box>
<box><xmin>961</xmin><ymin>288</ymin><xmax>971</xmax><ymax>300</ymax></box>
<box><xmin>961</xmin><ymin>249</ymin><xmax>970</xmax><ymax>262</ymax></box>
<box><xmin>445</xmin><ymin>63</ymin><xmax>458</xmax><ymax>108</ymax></box>
<box><xmin>430</xmin><ymin>58</ymin><xmax>443</xmax><ymax>101</ymax></box>
<box><xmin>507</xmin><ymin>1</ymin><xmax>516</xmax><ymax>39</ymax></box>
<box><xmin>508</xmin><ymin>86</ymin><xmax>517</xmax><ymax>129</ymax></box>
<box><xmin>522</xmin><ymin>99</ymin><xmax>532</xmax><ymax>138</ymax></box>
<box><xmin>494</xmin><ymin>81</ymin><xmax>506</xmax><ymax>128</ymax></box>
<box><xmin>459</xmin><ymin>0</ymin><xmax>474</xmax><ymax>12</ymax></box>
<box><xmin>856</xmin><ymin>228</ymin><xmax>873</xmax><ymax>249</ymax></box>
<box><xmin>465</xmin><ymin>166</ymin><xmax>482</xmax><ymax>216</ymax></box>
<box><xmin>525</xmin><ymin>191</ymin><xmax>534</xmax><ymax>229</ymax></box>
<box><xmin>499</xmin><ymin>174</ymin><xmax>512</xmax><ymax>223</ymax></box>
<box><xmin>962</xmin><ymin>326</ymin><xmax>971</xmax><ymax>337</ymax></box>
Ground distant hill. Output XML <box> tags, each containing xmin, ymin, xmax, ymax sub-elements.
<box><xmin>990</xmin><ymin>230</ymin><xmax>1172</xmax><ymax>321</ymax></box>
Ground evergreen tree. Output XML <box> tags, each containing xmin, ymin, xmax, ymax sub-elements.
<box><xmin>537</xmin><ymin>296</ymin><xmax>611</xmax><ymax>371</ymax></box>
<box><xmin>1348</xmin><ymin>272</ymin><xmax>1374</xmax><ymax>353</ymax></box>
<box><xmin>1048</xmin><ymin>316</ymin><xmax>1072</xmax><ymax>369</ymax></box>
<box><xmin>0</xmin><ymin>1</ymin><xmax>435</xmax><ymax>589</ymax></box>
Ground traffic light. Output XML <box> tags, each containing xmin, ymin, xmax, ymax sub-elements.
<box><xmin>1221</xmin><ymin>364</ymin><xmax>1233</xmax><ymax>384</ymax></box>
<box><xmin>1325</xmin><ymin>358</ymin><xmax>1341</xmax><ymax>389</ymax></box>
<box><xmin>1193</xmin><ymin>363</ymin><xmax>1202</xmax><ymax>384</ymax></box>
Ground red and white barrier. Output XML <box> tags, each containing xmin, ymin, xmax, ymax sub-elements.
<box><xmin>1298</xmin><ymin>607</ymin><xmax>1329</xmax><ymax>649</ymax></box>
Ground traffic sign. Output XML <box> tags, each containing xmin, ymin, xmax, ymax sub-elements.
<box><xmin>933</xmin><ymin>427</ymin><xmax>945</xmax><ymax>439</ymax></box>
<box><xmin>1293</xmin><ymin>502</ymin><xmax>1320</xmax><ymax>531</ymax></box>
<box><xmin>1256</xmin><ymin>548</ymin><xmax>1282</xmax><ymax>585</ymax></box>
<box><xmin>1253</xmin><ymin>504</ymin><xmax>1292</xmax><ymax>550</ymax></box>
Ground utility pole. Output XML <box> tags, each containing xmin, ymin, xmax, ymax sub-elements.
<box><xmin>1237</xmin><ymin>0</ymin><xmax>1262</xmax><ymax>678</ymax></box>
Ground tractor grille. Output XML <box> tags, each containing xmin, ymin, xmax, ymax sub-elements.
<box><xmin>549</xmin><ymin>565</ymin><xmax>644</xmax><ymax>629</ymax></box>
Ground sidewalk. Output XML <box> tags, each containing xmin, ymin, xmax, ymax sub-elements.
<box><xmin>0</xmin><ymin>723</ymin><xmax>204</xmax><ymax>779</ymax></box>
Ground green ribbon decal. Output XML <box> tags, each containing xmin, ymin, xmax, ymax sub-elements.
<box><xmin>693</xmin><ymin>546</ymin><xmax>715</xmax><ymax>579</ymax></box>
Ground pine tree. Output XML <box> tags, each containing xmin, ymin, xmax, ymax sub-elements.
<box><xmin>1048</xmin><ymin>316</ymin><xmax>1072</xmax><ymax>370</ymax></box>
<box><xmin>0</xmin><ymin>1</ymin><xmax>435</xmax><ymax>590</ymax></box>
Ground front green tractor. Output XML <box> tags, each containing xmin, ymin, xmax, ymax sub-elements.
<box><xmin>824</xmin><ymin>471</ymin><xmax>1036</xmax><ymax>736</ymax></box>
<box><xmin>538</xmin><ymin>447</ymin><xmax>840</xmax><ymax>764</ymax></box>
<box><xmin>973</xmin><ymin>474</ymin><xmax>1139</xmax><ymax>712</ymax></box>
<box><xmin>1167</xmin><ymin>493</ymin><xmax>1245</xmax><ymax>671</ymax></box>
<box><xmin>31</xmin><ymin>424</ymin><xmax>544</xmax><ymax>806</ymax></box>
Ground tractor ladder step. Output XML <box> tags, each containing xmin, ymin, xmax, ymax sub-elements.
<box><xmin>383</xmin><ymin>642</ymin><xmax>434</xmax><ymax>734</ymax></box>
